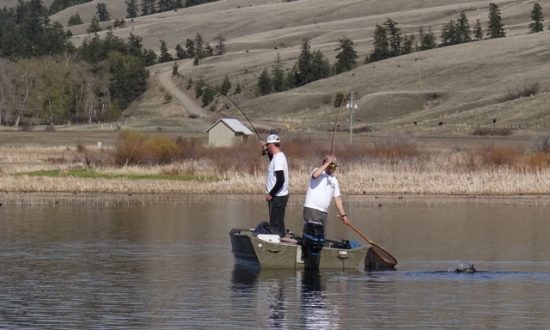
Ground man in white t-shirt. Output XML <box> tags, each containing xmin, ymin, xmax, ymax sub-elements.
<box><xmin>302</xmin><ymin>154</ymin><xmax>350</xmax><ymax>268</ymax></box>
<box><xmin>261</xmin><ymin>134</ymin><xmax>290</xmax><ymax>238</ymax></box>
<box><xmin>303</xmin><ymin>154</ymin><xmax>350</xmax><ymax>230</ymax></box>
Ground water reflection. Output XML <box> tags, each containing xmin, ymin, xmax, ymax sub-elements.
<box><xmin>300</xmin><ymin>270</ymin><xmax>333</xmax><ymax>330</ymax></box>
<box><xmin>231</xmin><ymin>266</ymin><xmax>344</xmax><ymax>329</ymax></box>
<box><xmin>3</xmin><ymin>195</ymin><xmax>550</xmax><ymax>328</ymax></box>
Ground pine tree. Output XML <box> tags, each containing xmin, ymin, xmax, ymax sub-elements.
<box><xmin>297</xmin><ymin>39</ymin><xmax>313</xmax><ymax>85</ymax></box>
<box><xmin>142</xmin><ymin>49</ymin><xmax>157</xmax><ymax>66</ymax></box>
<box><xmin>487</xmin><ymin>3</ymin><xmax>505</xmax><ymax>38</ymax></box>
<box><xmin>194</xmin><ymin>81</ymin><xmax>203</xmax><ymax>98</ymax></box>
<box><xmin>457</xmin><ymin>11</ymin><xmax>472</xmax><ymax>43</ymax></box>
<box><xmin>401</xmin><ymin>34</ymin><xmax>415</xmax><ymax>55</ymax></box>
<box><xmin>384</xmin><ymin>18</ymin><xmax>402</xmax><ymax>57</ymax></box>
<box><xmin>141</xmin><ymin>0</ymin><xmax>156</xmax><ymax>16</ymax></box>
<box><xmin>68</xmin><ymin>12</ymin><xmax>83</xmax><ymax>26</ymax></box>
<box><xmin>172</xmin><ymin>61</ymin><xmax>178</xmax><ymax>76</ymax></box>
<box><xmin>158</xmin><ymin>40</ymin><xmax>173</xmax><ymax>62</ymax></box>
<box><xmin>127</xmin><ymin>33</ymin><xmax>144</xmax><ymax>57</ymax></box>
<box><xmin>185</xmin><ymin>38</ymin><xmax>195</xmax><ymax>58</ymax></box>
<box><xmin>194</xmin><ymin>33</ymin><xmax>204</xmax><ymax>58</ymax></box>
<box><xmin>234</xmin><ymin>83</ymin><xmax>241</xmax><ymax>95</ymax></box>
<box><xmin>528</xmin><ymin>3</ymin><xmax>544</xmax><ymax>33</ymax></box>
<box><xmin>310</xmin><ymin>49</ymin><xmax>330</xmax><ymax>81</ymax></box>
<box><xmin>440</xmin><ymin>20</ymin><xmax>459</xmax><ymax>46</ymax></box>
<box><xmin>285</xmin><ymin>64</ymin><xmax>299</xmax><ymax>89</ymax></box>
<box><xmin>271</xmin><ymin>53</ymin><xmax>285</xmax><ymax>92</ymax></box>
<box><xmin>96</xmin><ymin>3</ymin><xmax>110</xmax><ymax>22</ymax></box>
<box><xmin>175</xmin><ymin>44</ymin><xmax>185</xmax><ymax>59</ymax></box>
<box><xmin>369</xmin><ymin>24</ymin><xmax>389</xmax><ymax>62</ymax></box>
<box><xmin>419</xmin><ymin>26</ymin><xmax>437</xmax><ymax>50</ymax></box>
<box><xmin>257</xmin><ymin>68</ymin><xmax>272</xmax><ymax>95</ymax></box>
<box><xmin>219</xmin><ymin>75</ymin><xmax>231</xmax><ymax>95</ymax></box>
<box><xmin>204</xmin><ymin>42</ymin><xmax>213</xmax><ymax>57</ymax></box>
<box><xmin>114</xmin><ymin>18</ymin><xmax>126</xmax><ymax>28</ymax></box>
<box><xmin>201</xmin><ymin>86</ymin><xmax>215</xmax><ymax>106</ymax></box>
<box><xmin>126</xmin><ymin>0</ymin><xmax>139</xmax><ymax>18</ymax></box>
<box><xmin>334</xmin><ymin>37</ymin><xmax>357</xmax><ymax>74</ymax></box>
<box><xmin>87</xmin><ymin>17</ymin><xmax>101</xmax><ymax>33</ymax></box>
<box><xmin>158</xmin><ymin>0</ymin><xmax>174</xmax><ymax>12</ymax></box>
<box><xmin>214</xmin><ymin>34</ymin><xmax>226</xmax><ymax>55</ymax></box>
<box><xmin>474</xmin><ymin>19</ymin><xmax>483</xmax><ymax>40</ymax></box>
<box><xmin>107</xmin><ymin>51</ymin><xmax>149</xmax><ymax>110</ymax></box>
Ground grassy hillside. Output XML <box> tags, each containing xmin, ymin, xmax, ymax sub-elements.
<box><xmin>47</xmin><ymin>0</ymin><xmax>550</xmax><ymax>137</ymax></box>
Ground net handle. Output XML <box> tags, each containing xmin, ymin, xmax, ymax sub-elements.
<box><xmin>346</xmin><ymin>221</ymin><xmax>398</xmax><ymax>266</ymax></box>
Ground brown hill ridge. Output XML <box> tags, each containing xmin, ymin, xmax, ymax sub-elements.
<box><xmin>46</xmin><ymin>0</ymin><xmax>550</xmax><ymax>136</ymax></box>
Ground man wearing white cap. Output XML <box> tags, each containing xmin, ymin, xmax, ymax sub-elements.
<box><xmin>301</xmin><ymin>154</ymin><xmax>350</xmax><ymax>268</ymax></box>
<box><xmin>261</xmin><ymin>133</ymin><xmax>290</xmax><ymax>239</ymax></box>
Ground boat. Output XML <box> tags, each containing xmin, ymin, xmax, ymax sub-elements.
<box><xmin>229</xmin><ymin>228</ymin><xmax>395</xmax><ymax>271</ymax></box>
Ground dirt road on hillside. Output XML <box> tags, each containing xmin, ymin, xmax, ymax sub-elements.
<box><xmin>158</xmin><ymin>70</ymin><xmax>210</xmax><ymax>118</ymax></box>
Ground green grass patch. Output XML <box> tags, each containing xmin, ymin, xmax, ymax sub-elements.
<box><xmin>18</xmin><ymin>169</ymin><xmax>221</xmax><ymax>182</ymax></box>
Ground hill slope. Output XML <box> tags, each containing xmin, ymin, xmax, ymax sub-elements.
<box><xmin>50</xmin><ymin>0</ymin><xmax>550</xmax><ymax>137</ymax></box>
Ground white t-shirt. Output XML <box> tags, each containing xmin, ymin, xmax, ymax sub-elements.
<box><xmin>303</xmin><ymin>169</ymin><xmax>341</xmax><ymax>213</ymax></box>
<box><xmin>265</xmin><ymin>152</ymin><xmax>289</xmax><ymax>196</ymax></box>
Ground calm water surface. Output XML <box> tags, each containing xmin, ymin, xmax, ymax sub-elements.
<box><xmin>1</xmin><ymin>195</ymin><xmax>550</xmax><ymax>329</ymax></box>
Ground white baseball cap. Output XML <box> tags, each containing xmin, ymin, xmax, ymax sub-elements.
<box><xmin>266</xmin><ymin>134</ymin><xmax>280</xmax><ymax>144</ymax></box>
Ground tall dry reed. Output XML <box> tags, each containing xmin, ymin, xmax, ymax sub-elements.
<box><xmin>2</xmin><ymin>134</ymin><xmax>550</xmax><ymax>195</ymax></box>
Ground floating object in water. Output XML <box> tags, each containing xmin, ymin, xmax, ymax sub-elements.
<box><xmin>449</xmin><ymin>262</ymin><xmax>476</xmax><ymax>273</ymax></box>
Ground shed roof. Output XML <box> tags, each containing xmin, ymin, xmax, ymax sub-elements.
<box><xmin>206</xmin><ymin>118</ymin><xmax>254</xmax><ymax>135</ymax></box>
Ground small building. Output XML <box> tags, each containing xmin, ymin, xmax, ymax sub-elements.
<box><xmin>206</xmin><ymin>118</ymin><xmax>254</xmax><ymax>147</ymax></box>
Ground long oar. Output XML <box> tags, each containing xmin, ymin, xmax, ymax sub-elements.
<box><xmin>344</xmin><ymin>220</ymin><xmax>397</xmax><ymax>267</ymax></box>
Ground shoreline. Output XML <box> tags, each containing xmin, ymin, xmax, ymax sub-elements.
<box><xmin>2</xmin><ymin>191</ymin><xmax>549</xmax><ymax>207</ymax></box>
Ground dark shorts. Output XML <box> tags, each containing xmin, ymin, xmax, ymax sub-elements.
<box><xmin>303</xmin><ymin>207</ymin><xmax>328</xmax><ymax>227</ymax></box>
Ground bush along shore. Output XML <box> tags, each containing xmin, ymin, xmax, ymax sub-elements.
<box><xmin>1</xmin><ymin>132</ymin><xmax>550</xmax><ymax>196</ymax></box>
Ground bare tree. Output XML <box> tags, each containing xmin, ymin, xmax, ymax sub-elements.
<box><xmin>0</xmin><ymin>59</ymin><xmax>15</xmax><ymax>125</ymax></box>
<box><xmin>9</xmin><ymin>60</ymin><xmax>39</xmax><ymax>127</ymax></box>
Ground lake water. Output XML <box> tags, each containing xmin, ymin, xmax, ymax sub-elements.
<box><xmin>1</xmin><ymin>194</ymin><xmax>550</xmax><ymax>329</ymax></box>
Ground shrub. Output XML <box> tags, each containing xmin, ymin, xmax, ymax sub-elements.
<box><xmin>472</xmin><ymin>127</ymin><xmax>513</xmax><ymax>136</ymax></box>
<box><xmin>115</xmin><ymin>130</ymin><xmax>146</xmax><ymax>165</ymax></box>
<box><xmin>142</xmin><ymin>136</ymin><xmax>178</xmax><ymax>164</ymax></box>
<box><xmin>367</xmin><ymin>139</ymin><xmax>422</xmax><ymax>161</ymax></box>
<box><xmin>333</xmin><ymin>92</ymin><xmax>345</xmax><ymax>107</ymax></box>
<box><xmin>480</xmin><ymin>146</ymin><xmax>522</xmax><ymax>167</ymax></box>
<box><xmin>501</xmin><ymin>82</ymin><xmax>540</xmax><ymax>102</ymax></box>
<box><xmin>533</xmin><ymin>136</ymin><xmax>550</xmax><ymax>153</ymax></box>
<box><xmin>526</xmin><ymin>152</ymin><xmax>550</xmax><ymax>170</ymax></box>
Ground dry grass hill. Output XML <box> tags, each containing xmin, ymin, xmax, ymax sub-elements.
<box><xmin>30</xmin><ymin>0</ymin><xmax>550</xmax><ymax>138</ymax></box>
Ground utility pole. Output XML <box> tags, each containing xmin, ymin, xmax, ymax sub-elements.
<box><xmin>346</xmin><ymin>92</ymin><xmax>357</xmax><ymax>144</ymax></box>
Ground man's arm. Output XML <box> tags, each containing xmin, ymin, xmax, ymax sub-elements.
<box><xmin>266</xmin><ymin>170</ymin><xmax>284</xmax><ymax>201</ymax></box>
<box><xmin>334</xmin><ymin>196</ymin><xmax>350</xmax><ymax>225</ymax></box>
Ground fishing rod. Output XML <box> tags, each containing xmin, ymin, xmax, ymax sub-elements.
<box><xmin>184</xmin><ymin>81</ymin><xmax>263</xmax><ymax>143</ymax></box>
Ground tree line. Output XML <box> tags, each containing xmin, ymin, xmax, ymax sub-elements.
<box><xmin>125</xmin><ymin>0</ymin><xmax>219</xmax><ymax>18</ymax></box>
<box><xmin>0</xmin><ymin>0</ymin><xmax>233</xmax><ymax>127</ymax></box>
<box><xmin>257</xmin><ymin>38</ymin><xmax>356</xmax><ymax>96</ymax></box>
<box><xmin>256</xmin><ymin>2</ymin><xmax>545</xmax><ymax>96</ymax></box>
<box><xmin>0</xmin><ymin>0</ymin><xmax>154</xmax><ymax>126</ymax></box>
<box><xmin>0</xmin><ymin>30</ymin><xmax>152</xmax><ymax>126</ymax></box>
<box><xmin>157</xmin><ymin>33</ymin><xmax>226</xmax><ymax>65</ymax></box>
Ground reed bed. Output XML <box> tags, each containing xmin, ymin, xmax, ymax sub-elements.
<box><xmin>1</xmin><ymin>133</ymin><xmax>550</xmax><ymax>196</ymax></box>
